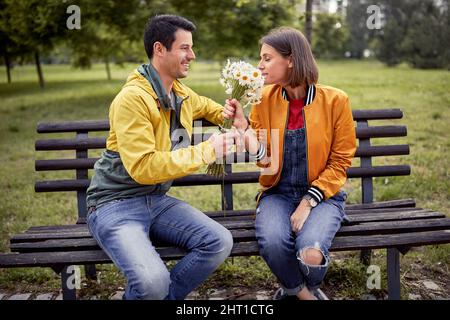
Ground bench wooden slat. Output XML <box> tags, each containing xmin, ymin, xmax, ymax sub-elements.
<box><xmin>24</xmin><ymin>208</ymin><xmax>424</xmax><ymax>235</ymax></box>
<box><xmin>356</xmin><ymin>126</ymin><xmax>406</xmax><ymax>139</ymax></box>
<box><xmin>35</xmin><ymin>154</ymin><xmax>254</xmax><ymax>171</ymax></box>
<box><xmin>11</xmin><ymin>238</ymin><xmax>100</xmax><ymax>252</ymax></box>
<box><xmin>21</xmin><ymin>200</ymin><xmax>417</xmax><ymax>233</ymax></box>
<box><xmin>354</xmin><ymin>145</ymin><xmax>409</xmax><ymax>157</ymax></box>
<box><xmin>204</xmin><ymin>210</ymin><xmax>444</xmax><ymax>226</ymax></box>
<box><xmin>331</xmin><ymin>230</ymin><xmax>450</xmax><ymax>251</ymax></box>
<box><xmin>17</xmin><ymin>210</ymin><xmax>444</xmax><ymax>242</ymax></box>
<box><xmin>11</xmin><ymin>229</ymin><xmax>258</xmax><ymax>245</ymax></box>
<box><xmin>36</xmin><ymin>158</ymin><xmax>99</xmax><ymax>171</ymax></box>
<box><xmin>24</xmin><ymin>206</ymin><xmax>429</xmax><ymax>235</ymax></box>
<box><xmin>11</xmin><ymin>231</ymin><xmax>92</xmax><ymax>242</ymax></box>
<box><xmin>35</xmin><ymin>138</ymin><xmax>106</xmax><ymax>151</ymax></box>
<box><xmin>16</xmin><ymin>217</ymin><xmax>450</xmax><ymax>248</ymax></box>
<box><xmin>37</xmin><ymin>119</ymin><xmax>215</xmax><ymax>133</ymax></box>
<box><xmin>206</xmin><ymin>206</ymin><xmax>422</xmax><ymax>219</ymax></box>
<box><xmin>11</xmin><ymin>218</ymin><xmax>450</xmax><ymax>253</ymax></box>
<box><xmin>352</xmin><ymin>109</ymin><xmax>403</xmax><ymax>120</ymax></box>
<box><xmin>37</xmin><ymin>120</ymin><xmax>110</xmax><ymax>133</ymax></box>
<box><xmin>346</xmin><ymin>210</ymin><xmax>443</xmax><ymax>223</ymax></box>
<box><xmin>347</xmin><ymin>165</ymin><xmax>410</xmax><ymax>178</ymax></box>
<box><xmin>0</xmin><ymin>249</ymin><xmax>110</xmax><ymax>267</ymax></box>
<box><xmin>0</xmin><ymin>242</ymin><xmax>262</xmax><ymax>267</ymax></box>
<box><xmin>23</xmin><ymin>209</ymin><xmax>442</xmax><ymax>234</ymax></box>
<box><xmin>34</xmin><ymin>173</ymin><xmax>260</xmax><ymax>192</ymax></box>
<box><xmin>338</xmin><ymin>218</ymin><xmax>450</xmax><ymax>235</ymax></box>
<box><xmin>344</xmin><ymin>198</ymin><xmax>415</xmax><ymax>210</ymax></box>
<box><xmin>34</xmin><ymin>110</ymin><xmax>404</xmax><ymax>134</ymax></box>
<box><xmin>34</xmin><ymin>145</ymin><xmax>411</xmax><ymax>171</ymax></box>
<box><xmin>34</xmin><ymin>126</ymin><xmax>407</xmax><ymax>152</ymax></box>
<box><xmin>207</xmin><ymin>206</ymin><xmax>422</xmax><ymax>218</ymax></box>
<box><xmin>34</xmin><ymin>166</ymin><xmax>411</xmax><ymax>192</ymax></box>
<box><xmin>10</xmin><ymin>230</ymin><xmax>256</xmax><ymax>253</ymax></box>
<box><xmin>4</xmin><ymin>230</ymin><xmax>450</xmax><ymax>268</ymax></box>
<box><xmin>35</xmin><ymin>134</ymin><xmax>212</xmax><ymax>151</ymax></box>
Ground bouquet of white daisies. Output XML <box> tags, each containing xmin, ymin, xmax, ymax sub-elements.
<box><xmin>206</xmin><ymin>59</ymin><xmax>264</xmax><ymax>177</ymax></box>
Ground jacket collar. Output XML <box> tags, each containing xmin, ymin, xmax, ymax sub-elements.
<box><xmin>137</xmin><ymin>63</ymin><xmax>189</xmax><ymax>110</ymax></box>
<box><xmin>281</xmin><ymin>84</ymin><xmax>316</xmax><ymax>106</ymax></box>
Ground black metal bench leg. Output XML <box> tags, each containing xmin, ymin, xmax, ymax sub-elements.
<box><xmin>360</xmin><ymin>249</ymin><xmax>372</xmax><ymax>266</ymax></box>
<box><xmin>387</xmin><ymin>248</ymin><xmax>401</xmax><ymax>300</ymax></box>
<box><xmin>61</xmin><ymin>265</ymin><xmax>78</xmax><ymax>300</ymax></box>
<box><xmin>84</xmin><ymin>264</ymin><xmax>97</xmax><ymax>280</ymax></box>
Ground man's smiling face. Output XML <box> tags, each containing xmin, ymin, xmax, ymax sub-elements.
<box><xmin>162</xmin><ymin>29</ymin><xmax>196</xmax><ymax>80</ymax></box>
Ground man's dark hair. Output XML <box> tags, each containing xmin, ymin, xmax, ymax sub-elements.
<box><xmin>144</xmin><ymin>15</ymin><xmax>196</xmax><ymax>59</ymax></box>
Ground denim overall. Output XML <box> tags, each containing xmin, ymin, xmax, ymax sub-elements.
<box><xmin>266</xmin><ymin>128</ymin><xmax>309</xmax><ymax>201</ymax></box>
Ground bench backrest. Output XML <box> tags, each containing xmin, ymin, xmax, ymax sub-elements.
<box><xmin>34</xmin><ymin>109</ymin><xmax>411</xmax><ymax>224</ymax></box>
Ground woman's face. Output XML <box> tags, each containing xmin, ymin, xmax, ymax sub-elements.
<box><xmin>258</xmin><ymin>43</ymin><xmax>291</xmax><ymax>86</ymax></box>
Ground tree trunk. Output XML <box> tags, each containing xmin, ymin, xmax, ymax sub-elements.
<box><xmin>305</xmin><ymin>0</ymin><xmax>313</xmax><ymax>45</ymax></box>
<box><xmin>4</xmin><ymin>53</ymin><xmax>11</xmax><ymax>83</ymax></box>
<box><xmin>105</xmin><ymin>57</ymin><xmax>111</xmax><ymax>81</ymax></box>
<box><xmin>34</xmin><ymin>51</ymin><xmax>45</xmax><ymax>88</ymax></box>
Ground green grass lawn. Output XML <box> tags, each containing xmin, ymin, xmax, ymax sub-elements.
<box><xmin>0</xmin><ymin>60</ymin><xmax>448</xmax><ymax>299</ymax></box>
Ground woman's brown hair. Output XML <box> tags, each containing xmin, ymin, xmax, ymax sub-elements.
<box><xmin>260</xmin><ymin>27</ymin><xmax>318</xmax><ymax>87</ymax></box>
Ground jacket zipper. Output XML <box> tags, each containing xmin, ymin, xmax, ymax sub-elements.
<box><xmin>302</xmin><ymin>107</ymin><xmax>310</xmax><ymax>185</ymax></box>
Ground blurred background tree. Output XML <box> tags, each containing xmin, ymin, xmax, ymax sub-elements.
<box><xmin>169</xmin><ymin>0</ymin><xmax>293</xmax><ymax>61</ymax></box>
<box><xmin>313</xmin><ymin>13</ymin><xmax>348</xmax><ymax>59</ymax></box>
<box><xmin>346</xmin><ymin>0</ymin><xmax>370</xmax><ymax>59</ymax></box>
<box><xmin>0</xmin><ymin>0</ymin><xmax>68</xmax><ymax>87</ymax></box>
<box><xmin>0</xmin><ymin>0</ymin><xmax>448</xmax><ymax>88</ymax></box>
<box><xmin>373</xmin><ymin>0</ymin><xmax>449</xmax><ymax>69</ymax></box>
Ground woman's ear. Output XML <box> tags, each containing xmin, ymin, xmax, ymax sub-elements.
<box><xmin>288</xmin><ymin>55</ymin><xmax>293</xmax><ymax>69</ymax></box>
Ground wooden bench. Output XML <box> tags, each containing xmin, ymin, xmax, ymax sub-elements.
<box><xmin>1</xmin><ymin>108</ymin><xmax>449</xmax><ymax>300</ymax></box>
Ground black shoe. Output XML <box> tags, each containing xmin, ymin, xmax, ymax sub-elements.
<box><xmin>273</xmin><ymin>288</ymin><xmax>299</xmax><ymax>300</ymax></box>
<box><xmin>311</xmin><ymin>288</ymin><xmax>329</xmax><ymax>300</ymax></box>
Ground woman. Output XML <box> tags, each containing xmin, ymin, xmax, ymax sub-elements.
<box><xmin>224</xmin><ymin>27</ymin><xmax>356</xmax><ymax>300</ymax></box>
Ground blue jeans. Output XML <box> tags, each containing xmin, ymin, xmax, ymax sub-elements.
<box><xmin>255</xmin><ymin>191</ymin><xmax>348</xmax><ymax>295</ymax></box>
<box><xmin>87</xmin><ymin>194</ymin><xmax>233</xmax><ymax>300</ymax></box>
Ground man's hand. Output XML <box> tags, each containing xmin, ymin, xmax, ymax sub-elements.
<box><xmin>290</xmin><ymin>199</ymin><xmax>313</xmax><ymax>233</ymax></box>
<box><xmin>208</xmin><ymin>130</ymin><xmax>239</xmax><ymax>159</ymax></box>
<box><xmin>223</xmin><ymin>99</ymin><xmax>248</xmax><ymax>132</ymax></box>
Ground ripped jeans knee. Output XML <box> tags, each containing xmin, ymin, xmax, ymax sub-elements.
<box><xmin>296</xmin><ymin>244</ymin><xmax>330</xmax><ymax>289</ymax></box>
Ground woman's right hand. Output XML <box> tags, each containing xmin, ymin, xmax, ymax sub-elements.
<box><xmin>290</xmin><ymin>200</ymin><xmax>313</xmax><ymax>233</ymax></box>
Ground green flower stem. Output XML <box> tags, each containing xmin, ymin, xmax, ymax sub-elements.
<box><xmin>206</xmin><ymin>82</ymin><xmax>248</xmax><ymax>177</ymax></box>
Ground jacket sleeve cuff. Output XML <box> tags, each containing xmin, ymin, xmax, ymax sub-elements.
<box><xmin>249</xmin><ymin>143</ymin><xmax>266</xmax><ymax>162</ymax></box>
<box><xmin>307</xmin><ymin>186</ymin><xmax>324</xmax><ymax>204</ymax></box>
<box><xmin>216</xmin><ymin>111</ymin><xmax>225</xmax><ymax>127</ymax></box>
<box><xmin>200</xmin><ymin>140</ymin><xmax>216</xmax><ymax>164</ymax></box>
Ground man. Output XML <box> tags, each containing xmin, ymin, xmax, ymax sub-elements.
<box><xmin>86</xmin><ymin>15</ymin><xmax>238</xmax><ymax>300</ymax></box>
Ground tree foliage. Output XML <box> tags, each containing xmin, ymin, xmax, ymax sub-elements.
<box><xmin>374</xmin><ymin>0</ymin><xmax>449</xmax><ymax>69</ymax></box>
<box><xmin>313</xmin><ymin>13</ymin><xmax>349</xmax><ymax>59</ymax></box>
